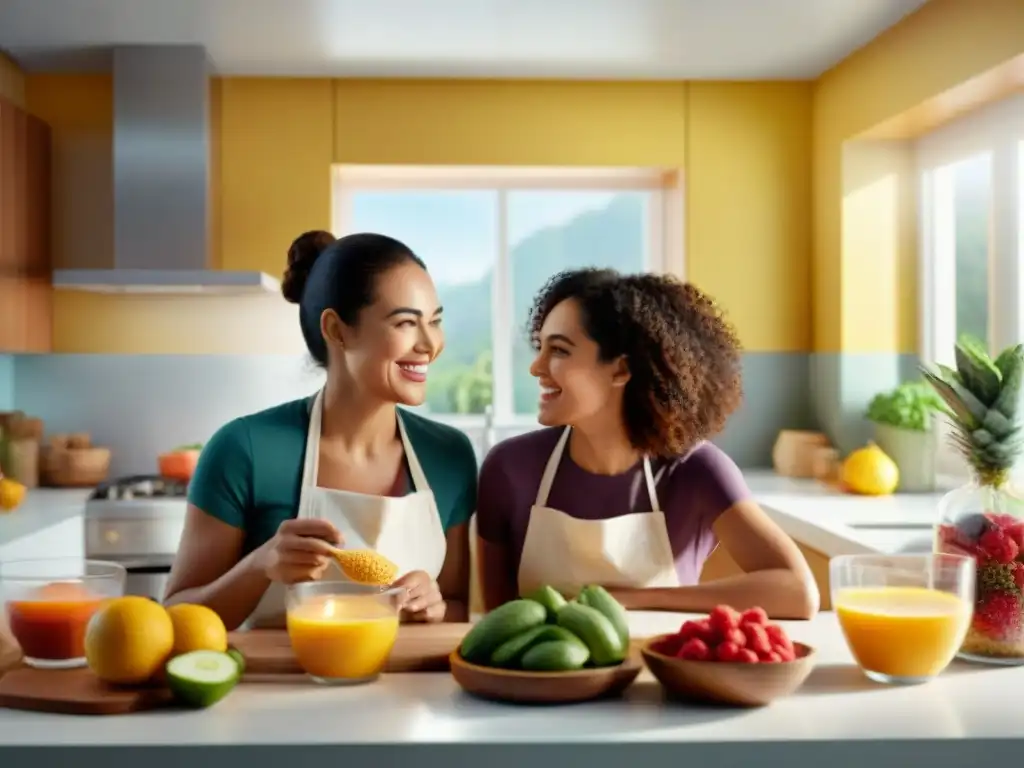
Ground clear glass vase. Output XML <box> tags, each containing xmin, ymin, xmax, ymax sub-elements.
<box><xmin>934</xmin><ymin>479</ymin><xmax>1024</xmax><ymax>665</ymax></box>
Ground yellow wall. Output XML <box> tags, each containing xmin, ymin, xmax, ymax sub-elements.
<box><xmin>813</xmin><ymin>0</ymin><xmax>1024</xmax><ymax>354</ymax></box>
<box><xmin>25</xmin><ymin>75</ymin><xmax>812</xmax><ymax>355</ymax></box>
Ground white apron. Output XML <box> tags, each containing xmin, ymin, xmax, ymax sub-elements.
<box><xmin>517</xmin><ymin>426</ymin><xmax>680</xmax><ymax>598</ymax></box>
<box><xmin>244</xmin><ymin>391</ymin><xmax>448</xmax><ymax>629</ymax></box>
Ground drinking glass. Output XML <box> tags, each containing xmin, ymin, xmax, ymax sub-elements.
<box><xmin>285</xmin><ymin>580</ymin><xmax>405</xmax><ymax>685</ymax></box>
<box><xmin>0</xmin><ymin>558</ymin><xmax>126</xmax><ymax>669</ymax></box>
<box><xmin>830</xmin><ymin>553</ymin><xmax>974</xmax><ymax>685</ymax></box>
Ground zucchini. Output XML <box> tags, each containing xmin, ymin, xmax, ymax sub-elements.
<box><xmin>490</xmin><ymin>625</ymin><xmax>586</xmax><ymax>668</ymax></box>
<box><xmin>555</xmin><ymin>602</ymin><xmax>625</xmax><ymax>666</ymax></box>
<box><xmin>577</xmin><ymin>585</ymin><xmax>630</xmax><ymax>650</ymax></box>
<box><xmin>525</xmin><ymin>585</ymin><xmax>567</xmax><ymax>621</ymax></box>
<box><xmin>520</xmin><ymin>640</ymin><xmax>590</xmax><ymax>672</ymax></box>
<box><xmin>459</xmin><ymin>599</ymin><xmax>547</xmax><ymax>664</ymax></box>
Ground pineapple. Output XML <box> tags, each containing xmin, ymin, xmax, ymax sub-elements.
<box><xmin>921</xmin><ymin>335</ymin><xmax>1024</xmax><ymax>488</ymax></box>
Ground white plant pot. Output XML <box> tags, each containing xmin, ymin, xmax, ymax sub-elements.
<box><xmin>872</xmin><ymin>423</ymin><xmax>937</xmax><ymax>493</ymax></box>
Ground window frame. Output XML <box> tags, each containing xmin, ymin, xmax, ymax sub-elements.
<box><xmin>331</xmin><ymin>165</ymin><xmax>685</xmax><ymax>430</ymax></box>
<box><xmin>915</xmin><ymin>94</ymin><xmax>1024</xmax><ymax>479</ymax></box>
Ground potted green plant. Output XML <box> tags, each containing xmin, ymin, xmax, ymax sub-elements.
<box><xmin>865</xmin><ymin>380</ymin><xmax>945</xmax><ymax>492</ymax></box>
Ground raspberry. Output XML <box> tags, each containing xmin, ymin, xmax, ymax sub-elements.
<box><xmin>714</xmin><ymin>640</ymin><xmax>742</xmax><ymax>662</ymax></box>
<box><xmin>677</xmin><ymin>637</ymin><xmax>711</xmax><ymax>661</ymax></box>
<box><xmin>709</xmin><ymin>605</ymin><xmax>740</xmax><ymax>635</ymax></box>
<box><xmin>774</xmin><ymin>645</ymin><xmax>796</xmax><ymax>662</ymax></box>
<box><xmin>1014</xmin><ymin>563</ymin><xmax>1024</xmax><ymax>591</ymax></box>
<box><xmin>721</xmin><ymin>627</ymin><xmax>747</xmax><ymax>647</ymax></box>
<box><xmin>761</xmin><ymin>651</ymin><xmax>783</xmax><ymax>663</ymax></box>
<box><xmin>1006</xmin><ymin>523</ymin><xmax>1024</xmax><ymax>550</ymax></box>
<box><xmin>654</xmin><ymin>635</ymin><xmax>685</xmax><ymax>656</ymax></box>
<box><xmin>764</xmin><ymin>623</ymin><xmax>792</xmax><ymax>648</ymax></box>
<box><xmin>735</xmin><ymin>648</ymin><xmax>759</xmax><ymax>663</ymax></box>
<box><xmin>741</xmin><ymin>622</ymin><xmax>773</xmax><ymax>655</ymax></box>
<box><xmin>676</xmin><ymin>620</ymin><xmax>702</xmax><ymax>641</ymax></box>
<box><xmin>739</xmin><ymin>606</ymin><xmax>769</xmax><ymax>626</ymax></box>
<box><xmin>980</xmin><ymin>529</ymin><xmax>1019</xmax><ymax>564</ymax></box>
<box><xmin>973</xmin><ymin>591</ymin><xmax>1023</xmax><ymax>640</ymax></box>
<box><xmin>690</xmin><ymin>617</ymin><xmax>716</xmax><ymax>644</ymax></box>
<box><xmin>989</xmin><ymin>513</ymin><xmax>1017</xmax><ymax>530</ymax></box>
<box><xmin>936</xmin><ymin>524</ymin><xmax>979</xmax><ymax>555</ymax></box>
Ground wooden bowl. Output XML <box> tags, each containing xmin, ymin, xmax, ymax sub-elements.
<box><xmin>641</xmin><ymin>634</ymin><xmax>816</xmax><ymax>707</ymax></box>
<box><xmin>449</xmin><ymin>651</ymin><xmax>642</xmax><ymax>705</ymax></box>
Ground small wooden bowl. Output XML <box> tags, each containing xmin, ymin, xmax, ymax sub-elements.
<box><xmin>641</xmin><ymin>634</ymin><xmax>817</xmax><ymax>707</ymax></box>
<box><xmin>449</xmin><ymin>651</ymin><xmax>642</xmax><ymax>705</ymax></box>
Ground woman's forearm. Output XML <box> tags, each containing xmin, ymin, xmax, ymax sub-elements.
<box><xmin>164</xmin><ymin>548</ymin><xmax>272</xmax><ymax>631</ymax></box>
<box><xmin>607</xmin><ymin>568</ymin><xmax>820</xmax><ymax>620</ymax></box>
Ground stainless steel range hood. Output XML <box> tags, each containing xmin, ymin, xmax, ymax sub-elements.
<box><xmin>53</xmin><ymin>45</ymin><xmax>280</xmax><ymax>295</ymax></box>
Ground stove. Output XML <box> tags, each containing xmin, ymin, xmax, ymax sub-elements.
<box><xmin>90</xmin><ymin>474</ymin><xmax>189</xmax><ymax>501</ymax></box>
<box><xmin>84</xmin><ymin>474</ymin><xmax>188</xmax><ymax>601</ymax></box>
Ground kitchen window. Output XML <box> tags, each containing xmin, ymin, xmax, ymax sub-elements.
<box><xmin>916</xmin><ymin>93</ymin><xmax>1024</xmax><ymax>480</ymax></box>
<box><xmin>332</xmin><ymin>166</ymin><xmax>684</xmax><ymax>435</ymax></box>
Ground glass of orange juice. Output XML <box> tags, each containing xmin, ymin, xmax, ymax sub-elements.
<box><xmin>0</xmin><ymin>558</ymin><xmax>126</xmax><ymax>669</ymax></box>
<box><xmin>831</xmin><ymin>553</ymin><xmax>974</xmax><ymax>685</ymax></box>
<box><xmin>286</xmin><ymin>581</ymin><xmax>405</xmax><ymax>685</ymax></box>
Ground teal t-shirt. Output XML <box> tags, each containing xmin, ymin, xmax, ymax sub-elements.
<box><xmin>187</xmin><ymin>397</ymin><xmax>478</xmax><ymax>555</ymax></box>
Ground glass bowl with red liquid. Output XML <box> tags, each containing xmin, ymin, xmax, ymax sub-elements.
<box><xmin>0</xmin><ymin>558</ymin><xmax>126</xmax><ymax>669</ymax></box>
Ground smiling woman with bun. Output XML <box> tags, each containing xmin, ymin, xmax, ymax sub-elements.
<box><xmin>164</xmin><ymin>231</ymin><xmax>478</xmax><ymax>630</ymax></box>
<box><xmin>476</xmin><ymin>268</ymin><xmax>819</xmax><ymax>620</ymax></box>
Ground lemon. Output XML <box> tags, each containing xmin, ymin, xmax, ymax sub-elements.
<box><xmin>841</xmin><ymin>442</ymin><xmax>900</xmax><ymax>496</ymax></box>
<box><xmin>85</xmin><ymin>597</ymin><xmax>175</xmax><ymax>684</ymax></box>
<box><xmin>167</xmin><ymin>604</ymin><xmax>228</xmax><ymax>655</ymax></box>
<box><xmin>0</xmin><ymin>477</ymin><xmax>26</xmax><ymax>512</ymax></box>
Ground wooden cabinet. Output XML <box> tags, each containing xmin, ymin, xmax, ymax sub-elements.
<box><xmin>0</xmin><ymin>96</ymin><xmax>52</xmax><ymax>353</ymax></box>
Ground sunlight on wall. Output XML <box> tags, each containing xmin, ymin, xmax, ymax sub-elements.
<box><xmin>841</xmin><ymin>141</ymin><xmax>917</xmax><ymax>354</ymax></box>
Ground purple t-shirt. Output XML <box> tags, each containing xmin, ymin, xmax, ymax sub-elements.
<box><xmin>476</xmin><ymin>428</ymin><xmax>753</xmax><ymax>585</ymax></box>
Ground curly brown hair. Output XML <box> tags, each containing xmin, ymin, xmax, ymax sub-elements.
<box><xmin>526</xmin><ymin>268</ymin><xmax>744</xmax><ymax>458</ymax></box>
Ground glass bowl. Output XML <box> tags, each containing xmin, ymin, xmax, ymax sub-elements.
<box><xmin>0</xmin><ymin>558</ymin><xmax>126</xmax><ymax>669</ymax></box>
<box><xmin>830</xmin><ymin>553</ymin><xmax>974</xmax><ymax>685</ymax></box>
<box><xmin>285</xmin><ymin>580</ymin><xmax>405</xmax><ymax>685</ymax></box>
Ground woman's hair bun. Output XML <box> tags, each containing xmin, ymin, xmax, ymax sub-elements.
<box><xmin>282</xmin><ymin>230</ymin><xmax>336</xmax><ymax>304</ymax></box>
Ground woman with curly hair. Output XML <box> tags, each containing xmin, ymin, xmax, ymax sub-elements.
<box><xmin>476</xmin><ymin>268</ymin><xmax>818</xmax><ymax>619</ymax></box>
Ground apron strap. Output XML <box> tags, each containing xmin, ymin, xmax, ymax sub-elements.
<box><xmin>298</xmin><ymin>390</ymin><xmax>326</xmax><ymax>519</ymax></box>
<box><xmin>396</xmin><ymin>411</ymin><xmax>431</xmax><ymax>493</ymax></box>
<box><xmin>535</xmin><ymin>426</ymin><xmax>572</xmax><ymax>507</ymax></box>
<box><xmin>642</xmin><ymin>457</ymin><xmax>662</xmax><ymax>514</ymax></box>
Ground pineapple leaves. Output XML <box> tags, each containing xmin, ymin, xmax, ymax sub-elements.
<box><xmin>922</xmin><ymin>337</ymin><xmax>1024</xmax><ymax>476</ymax></box>
<box><xmin>919</xmin><ymin>368</ymin><xmax>985</xmax><ymax>428</ymax></box>
<box><xmin>955</xmin><ymin>335</ymin><xmax>1001</xmax><ymax>406</ymax></box>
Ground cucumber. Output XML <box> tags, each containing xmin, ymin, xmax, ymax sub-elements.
<box><xmin>166</xmin><ymin>650</ymin><xmax>240</xmax><ymax>708</ymax></box>
<box><xmin>525</xmin><ymin>585</ymin><xmax>567</xmax><ymax>621</ymax></box>
<box><xmin>490</xmin><ymin>625</ymin><xmax>586</xmax><ymax>668</ymax></box>
<box><xmin>555</xmin><ymin>602</ymin><xmax>625</xmax><ymax>666</ymax></box>
<box><xmin>459</xmin><ymin>599</ymin><xmax>547</xmax><ymax>664</ymax></box>
<box><xmin>520</xmin><ymin>640</ymin><xmax>590</xmax><ymax>672</ymax></box>
<box><xmin>578</xmin><ymin>585</ymin><xmax>630</xmax><ymax>650</ymax></box>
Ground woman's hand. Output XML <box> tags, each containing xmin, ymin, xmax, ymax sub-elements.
<box><xmin>258</xmin><ymin>518</ymin><xmax>343</xmax><ymax>585</ymax></box>
<box><xmin>392</xmin><ymin>570</ymin><xmax>446</xmax><ymax>623</ymax></box>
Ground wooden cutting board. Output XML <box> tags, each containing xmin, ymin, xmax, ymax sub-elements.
<box><xmin>0</xmin><ymin>667</ymin><xmax>173</xmax><ymax>715</ymax></box>
<box><xmin>0</xmin><ymin>624</ymin><xmax>471</xmax><ymax>715</ymax></box>
<box><xmin>229</xmin><ymin>622</ymin><xmax>472</xmax><ymax>676</ymax></box>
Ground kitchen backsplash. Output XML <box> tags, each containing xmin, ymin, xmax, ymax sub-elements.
<box><xmin>0</xmin><ymin>355</ymin><xmax>12</xmax><ymax>411</ymax></box>
<box><xmin>8</xmin><ymin>352</ymin><xmax>813</xmax><ymax>475</ymax></box>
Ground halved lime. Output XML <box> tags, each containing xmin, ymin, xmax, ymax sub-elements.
<box><xmin>166</xmin><ymin>650</ymin><xmax>241</xmax><ymax>708</ymax></box>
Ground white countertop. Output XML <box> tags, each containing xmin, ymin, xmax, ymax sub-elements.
<box><xmin>0</xmin><ymin>473</ymin><xmax>946</xmax><ymax>563</ymax></box>
<box><xmin>0</xmin><ymin>609</ymin><xmax>1019</xmax><ymax>765</ymax></box>
<box><xmin>746</xmin><ymin>471</ymin><xmax>947</xmax><ymax>557</ymax></box>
